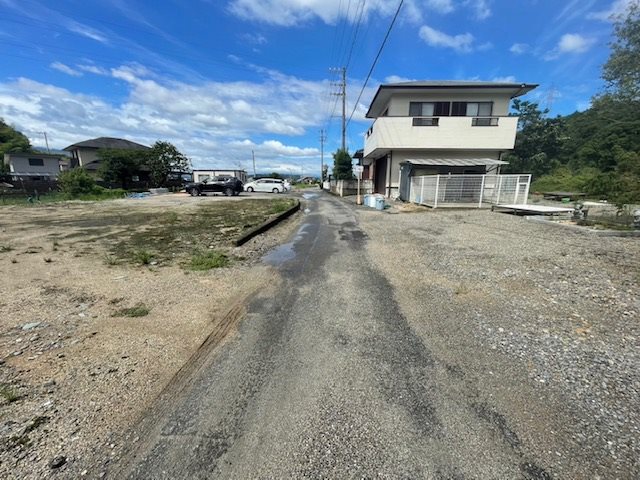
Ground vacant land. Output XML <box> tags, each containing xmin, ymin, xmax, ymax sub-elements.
<box><xmin>0</xmin><ymin>194</ymin><xmax>298</xmax><ymax>479</ymax></box>
<box><xmin>359</xmin><ymin>207</ymin><xmax>640</xmax><ymax>478</ymax></box>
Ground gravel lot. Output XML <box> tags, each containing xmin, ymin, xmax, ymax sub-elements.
<box><xmin>0</xmin><ymin>194</ymin><xmax>300</xmax><ymax>479</ymax></box>
<box><xmin>359</xmin><ymin>206</ymin><xmax>639</xmax><ymax>478</ymax></box>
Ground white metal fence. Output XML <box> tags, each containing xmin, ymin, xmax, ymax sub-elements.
<box><xmin>409</xmin><ymin>174</ymin><xmax>531</xmax><ymax>208</ymax></box>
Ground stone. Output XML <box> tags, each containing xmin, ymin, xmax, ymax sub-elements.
<box><xmin>22</xmin><ymin>322</ymin><xmax>41</xmax><ymax>331</ymax></box>
<box><xmin>49</xmin><ymin>455</ymin><xmax>66</xmax><ymax>469</ymax></box>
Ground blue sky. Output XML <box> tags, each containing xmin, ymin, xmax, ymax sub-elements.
<box><xmin>0</xmin><ymin>0</ymin><xmax>632</xmax><ymax>174</ymax></box>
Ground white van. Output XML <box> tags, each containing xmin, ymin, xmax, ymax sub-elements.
<box><xmin>244</xmin><ymin>178</ymin><xmax>285</xmax><ymax>193</ymax></box>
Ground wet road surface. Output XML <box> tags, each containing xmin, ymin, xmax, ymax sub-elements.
<box><xmin>112</xmin><ymin>193</ymin><xmax>552</xmax><ymax>479</ymax></box>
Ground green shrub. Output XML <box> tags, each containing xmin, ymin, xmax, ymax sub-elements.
<box><xmin>189</xmin><ymin>250</ymin><xmax>230</xmax><ymax>270</ymax></box>
<box><xmin>58</xmin><ymin>168</ymin><xmax>96</xmax><ymax>196</ymax></box>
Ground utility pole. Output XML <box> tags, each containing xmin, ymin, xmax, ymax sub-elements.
<box><xmin>320</xmin><ymin>129</ymin><xmax>326</xmax><ymax>188</ymax></box>
<box><xmin>41</xmin><ymin>132</ymin><xmax>50</xmax><ymax>154</ymax></box>
<box><xmin>252</xmin><ymin>150</ymin><xmax>256</xmax><ymax>178</ymax></box>
<box><xmin>330</xmin><ymin>66</ymin><xmax>347</xmax><ymax>152</ymax></box>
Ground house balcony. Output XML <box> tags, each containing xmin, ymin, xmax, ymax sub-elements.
<box><xmin>363</xmin><ymin>116</ymin><xmax>519</xmax><ymax>158</ymax></box>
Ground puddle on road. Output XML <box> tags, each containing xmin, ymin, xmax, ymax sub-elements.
<box><xmin>262</xmin><ymin>223</ymin><xmax>312</xmax><ymax>266</ymax></box>
<box><xmin>302</xmin><ymin>193</ymin><xmax>318</xmax><ymax>199</ymax></box>
<box><xmin>262</xmin><ymin>242</ymin><xmax>296</xmax><ymax>265</ymax></box>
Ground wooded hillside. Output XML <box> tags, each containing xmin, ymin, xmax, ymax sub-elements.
<box><xmin>505</xmin><ymin>2</ymin><xmax>640</xmax><ymax>207</ymax></box>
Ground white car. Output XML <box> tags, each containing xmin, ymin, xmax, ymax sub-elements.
<box><xmin>244</xmin><ymin>178</ymin><xmax>285</xmax><ymax>193</ymax></box>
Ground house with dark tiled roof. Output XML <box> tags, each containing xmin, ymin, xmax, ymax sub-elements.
<box><xmin>64</xmin><ymin>137</ymin><xmax>149</xmax><ymax>174</ymax></box>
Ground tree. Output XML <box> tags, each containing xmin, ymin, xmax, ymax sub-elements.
<box><xmin>146</xmin><ymin>141</ymin><xmax>191</xmax><ymax>187</ymax></box>
<box><xmin>0</xmin><ymin>118</ymin><xmax>31</xmax><ymax>156</ymax></box>
<box><xmin>58</xmin><ymin>168</ymin><xmax>96</xmax><ymax>197</ymax></box>
<box><xmin>98</xmin><ymin>149</ymin><xmax>144</xmax><ymax>189</ymax></box>
<box><xmin>503</xmin><ymin>100</ymin><xmax>566</xmax><ymax>178</ymax></box>
<box><xmin>603</xmin><ymin>1</ymin><xmax>640</xmax><ymax>100</ymax></box>
<box><xmin>332</xmin><ymin>148</ymin><xmax>353</xmax><ymax>180</ymax></box>
<box><xmin>269</xmin><ymin>172</ymin><xmax>284</xmax><ymax>179</ymax></box>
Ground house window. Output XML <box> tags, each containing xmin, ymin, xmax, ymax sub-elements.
<box><xmin>412</xmin><ymin>117</ymin><xmax>440</xmax><ymax>126</ymax></box>
<box><xmin>472</xmin><ymin>117</ymin><xmax>499</xmax><ymax>126</ymax></box>
<box><xmin>451</xmin><ymin>102</ymin><xmax>493</xmax><ymax>116</ymax></box>
<box><xmin>28</xmin><ymin>158</ymin><xmax>45</xmax><ymax>166</ymax></box>
<box><xmin>409</xmin><ymin>102</ymin><xmax>450</xmax><ymax>117</ymax></box>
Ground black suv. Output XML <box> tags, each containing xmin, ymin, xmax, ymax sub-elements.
<box><xmin>185</xmin><ymin>176</ymin><xmax>244</xmax><ymax>197</ymax></box>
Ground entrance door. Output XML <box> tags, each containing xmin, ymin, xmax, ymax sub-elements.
<box><xmin>374</xmin><ymin>157</ymin><xmax>387</xmax><ymax>195</ymax></box>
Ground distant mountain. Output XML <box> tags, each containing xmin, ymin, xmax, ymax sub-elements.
<box><xmin>32</xmin><ymin>146</ymin><xmax>71</xmax><ymax>156</ymax></box>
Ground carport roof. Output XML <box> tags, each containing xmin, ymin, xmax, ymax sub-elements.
<box><xmin>402</xmin><ymin>158</ymin><xmax>509</xmax><ymax>167</ymax></box>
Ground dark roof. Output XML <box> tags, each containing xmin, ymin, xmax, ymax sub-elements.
<box><xmin>64</xmin><ymin>137</ymin><xmax>149</xmax><ymax>151</ymax></box>
<box><xmin>366</xmin><ymin>80</ymin><xmax>538</xmax><ymax>118</ymax></box>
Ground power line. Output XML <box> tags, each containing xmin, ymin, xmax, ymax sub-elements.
<box><xmin>347</xmin><ymin>0</ymin><xmax>404</xmax><ymax>126</ymax></box>
<box><xmin>344</xmin><ymin>0</ymin><xmax>367</xmax><ymax>71</ymax></box>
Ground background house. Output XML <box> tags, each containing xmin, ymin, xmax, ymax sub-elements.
<box><xmin>2</xmin><ymin>152</ymin><xmax>65</xmax><ymax>180</ymax></box>
<box><xmin>192</xmin><ymin>169</ymin><xmax>247</xmax><ymax>183</ymax></box>
<box><xmin>362</xmin><ymin>81</ymin><xmax>537</xmax><ymax>199</ymax></box>
<box><xmin>64</xmin><ymin>137</ymin><xmax>149</xmax><ymax>177</ymax></box>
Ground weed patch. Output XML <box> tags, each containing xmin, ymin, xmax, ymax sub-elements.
<box><xmin>189</xmin><ymin>250</ymin><xmax>230</xmax><ymax>271</ymax></box>
<box><xmin>0</xmin><ymin>384</ymin><xmax>21</xmax><ymax>403</ymax></box>
<box><xmin>132</xmin><ymin>249</ymin><xmax>154</xmax><ymax>265</ymax></box>
<box><xmin>268</xmin><ymin>199</ymin><xmax>296</xmax><ymax>215</ymax></box>
<box><xmin>112</xmin><ymin>304</ymin><xmax>150</xmax><ymax>317</ymax></box>
<box><xmin>0</xmin><ymin>245</ymin><xmax>13</xmax><ymax>253</ymax></box>
<box><xmin>104</xmin><ymin>254</ymin><xmax>119</xmax><ymax>266</ymax></box>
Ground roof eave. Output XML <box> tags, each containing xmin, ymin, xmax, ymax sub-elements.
<box><xmin>366</xmin><ymin>83</ymin><xmax>539</xmax><ymax>118</ymax></box>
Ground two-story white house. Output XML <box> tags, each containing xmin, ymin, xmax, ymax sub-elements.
<box><xmin>363</xmin><ymin>81</ymin><xmax>537</xmax><ymax>200</ymax></box>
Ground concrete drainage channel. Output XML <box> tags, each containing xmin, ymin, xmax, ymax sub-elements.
<box><xmin>234</xmin><ymin>199</ymin><xmax>301</xmax><ymax>246</ymax></box>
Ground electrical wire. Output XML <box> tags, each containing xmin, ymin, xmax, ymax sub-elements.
<box><xmin>344</xmin><ymin>0</ymin><xmax>367</xmax><ymax>72</ymax></box>
<box><xmin>347</xmin><ymin>0</ymin><xmax>404</xmax><ymax>126</ymax></box>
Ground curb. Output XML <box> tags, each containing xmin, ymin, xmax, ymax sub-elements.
<box><xmin>234</xmin><ymin>199</ymin><xmax>301</xmax><ymax>246</ymax></box>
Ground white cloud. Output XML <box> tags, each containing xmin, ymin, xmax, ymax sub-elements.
<box><xmin>491</xmin><ymin>76</ymin><xmax>517</xmax><ymax>83</ymax></box>
<box><xmin>558</xmin><ymin>33</ymin><xmax>596</xmax><ymax>53</ymax></box>
<box><xmin>230</xmin><ymin>139</ymin><xmax>319</xmax><ymax>157</ymax></box>
<box><xmin>544</xmin><ymin>33</ymin><xmax>597</xmax><ymax>59</ymax></box>
<box><xmin>0</xmin><ymin>65</ymin><xmax>339</xmax><ymax>170</ymax></box>
<box><xmin>65</xmin><ymin>22</ymin><xmax>109</xmax><ymax>44</ymax></box>
<box><xmin>77</xmin><ymin>64</ymin><xmax>110</xmax><ymax>76</ymax></box>
<box><xmin>425</xmin><ymin>0</ymin><xmax>455</xmax><ymax>14</ymax></box>
<box><xmin>227</xmin><ymin>0</ymin><xmax>423</xmax><ymax>26</ymax></box>
<box><xmin>384</xmin><ymin>75</ymin><xmax>416</xmax><ymax>83</ymax></box>
<box><xmin>50</xmin><ymin>62</ymin><xmax>83</xmax><ymax>77</ymax></box>
<box><xmin>418</xmin><ymin>25</ymin><xmax>475</xmax><ymax>52</ymax></box>
<box><xmin>465</xmin><ymin>0</ymin><xmax>491</xmax><ymax>20</ymax></box>
<box><xmin>510</xmin><ymin>43</ymin><xmax>529</xmax><ymax>55</ymax></box>
<box><xmin>587</xmin><ymin>0</ymin><xmax>633</xmax><ymax>21</ymax></box>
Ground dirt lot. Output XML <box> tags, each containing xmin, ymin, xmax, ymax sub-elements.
<box><xmin>0</xmin><ymin>193</ymin><xmax>300</xmax><ymax>479</ymax></box>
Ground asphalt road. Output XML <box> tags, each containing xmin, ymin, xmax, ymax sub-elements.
<box><xmin>112</xmin><ymin>192</ymin><xmax>552</xmax><ymax>479</ymax></box>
